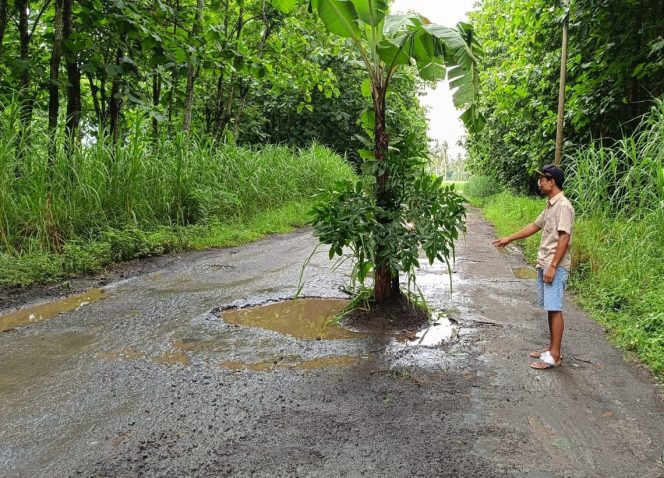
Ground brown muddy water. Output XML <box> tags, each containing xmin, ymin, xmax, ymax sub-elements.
<box><xmin>217</xmin><ymin>299</ymin><xmax>460</xmax><ymax>371</ymax></box>
<box><xmin>221</xmin><ymin>298</ymin><xmax>363</xmax><ymax>340</ymax></box>
<box><xmin>512</xmin><ymin>267</ymin><xmax>538</xmax><ymax>280</ymax></box>
<box><xmin>0</xmin><ymin>289</ymin><xmax>107</xmax><ymax>332</ymax></box>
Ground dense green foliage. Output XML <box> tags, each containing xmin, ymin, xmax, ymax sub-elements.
<box><xmin>0</xmin><ymin>0</ymin><xmax>428</xmax><ymax>157</ymax></box>
<box><xmin>466</xmin><ymin>0</ymin><xmax>664</xmax><ymax>190</ymax></box>
<box><xmin>565</xmin><ymin>99</ymin><xmax>664</xmax><ymax>218</ymax></box>
<box><xmin>0</xmin><ymin>0</ymin><xmax>433</xmax><ymax>286</ymax></box>
<box><xmin>312</xmin><ymin>168</ymin><xmax>466</xmax><ymax>293</ymax></box>
<box><xmin>0</xmin><ymin>97</ymin><xmax>355</xmax><ymax>285</ymax></box>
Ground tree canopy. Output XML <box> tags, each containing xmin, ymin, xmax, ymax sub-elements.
<box><xmin>0</xmin><ymin>0</ymin><xmax>430</xmax><ymax>158</ymax></box>
<box><xmin>466</xmin><ymin>0</ymin><xmax>664</xmax><ymax>190</ymax></box>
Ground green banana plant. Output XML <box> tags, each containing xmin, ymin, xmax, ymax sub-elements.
<box><xmin>274</xmin><ymin>0</ymin><xmax>484</xmax><ymax>303</ymax></box>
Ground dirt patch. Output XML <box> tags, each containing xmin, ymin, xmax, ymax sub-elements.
<box><xmin>341</xmin><ymin>294</ymin><xmax>429</xmax><ymax>333</ymax></box>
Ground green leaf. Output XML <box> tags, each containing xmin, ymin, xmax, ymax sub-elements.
<box><xmin>359</xmin><ymin>108</ymin><xmax>375</xmax><ymax>132</ymax></box>
<box><xmin>417</xmin><ymin>56</ymin><xmax>446</xmax><ymax>81</ymax></box>
<box><xmin>349</xmin><ymin>0</ymin><xmax>388</xmax><ymax>26</ymax></box>
<box><xmin>316</xmin><ymin>0</ymin><xmax>361</xmax><ymax>39</ymax></box>
<box><xmin>271</xmin><ymin>0</ymin><xmax>299</xmax><ymax>13</ymax></box>
<box><xmin>459</xmin><ymin>104</ymin><xmax>486</xmax><ymax>133</ymax></box>
<box><xmin>361</xmin><ymin>78</ymin><xmax>372</xmax><ymax>98</ymax></box>
<box><xmin>377</xmin><ymin>35</ymin><xmax>412</xmax><ymax>67</ymax></box>
<box><xmin>383</xmin><ymin>14</ymin><xmax>420</xmax><ymax>35</ymax></box>
<box><xmin>173</xmin><ymin>47</ymin><xmax>187</xmax><ymax>64</ymax></box>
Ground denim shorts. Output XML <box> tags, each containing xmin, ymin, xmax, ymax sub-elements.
<box><xmin>537</xmin><ymin>267</ymin><xmax>569</xmax><ymax>312</ymax></box>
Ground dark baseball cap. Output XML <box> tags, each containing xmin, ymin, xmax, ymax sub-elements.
<box><xmin>535</xmin><ymin>164</ymin><xmax>564</xmax><ymax>188</ymax></box>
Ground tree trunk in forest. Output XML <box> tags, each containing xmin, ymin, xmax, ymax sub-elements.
<box><xmin>87</xmin><ymin>72</ymin><xmax>101</xmax><ymax>127</ymax></box>
<box><xmin>554</xmin><ymin>9</ymin><xmax>569</xmax><ymax>167</ymax></box>
<box><xmin>183</xmin><ymin>0</ymin><xmax>203</xmax><ymax>133</ymax></box>
<box><xmin>63</xmin><ymin>0</ymin><xmax>81</xmax><ymax>142</ymax></box>
<box><xmin>0</xmin><ymin>0</ymin><xmax>8</xmax><ymax>55</ymax></box>
<box><xmin>110</xmin><ymin>50</ymin><xmax>122</xmax><ymax>143</ymax></box>
<box><xmin>629</xmin><ymin>0</ymin><xmax>644</xmax><ymax>120</ymax></box>
<box><xmin>152</xmin><ymin>72</ymin><xmax>161</xmax><ymax>138</ymax></box>
<box><xmin>48</xmin><ymin>0</ymin><xmax>65</xmax><ymax>164</ymax></box>
<box><xmin>100</xmin><ymin>77</ymin><xmax>107</xmax><ymax>128</ymax></box>
<box><xmin>232</xmin><ymin>0</ymin><xmax>270</xmax><ymax>138</ymax></box>
<box><xmin>372</xmin><ymin>83</ymin><xmax>399</xmax><ymax>304</ymax></box>
<box><xmin>18</xmin><ymin>0</ymin><xmax>33</xmax><ymax>126</ymax></box>
<box><xmin>167</xmin><ymin>0</ymin><xmax>180</xmax><ymax>133</ymax></box>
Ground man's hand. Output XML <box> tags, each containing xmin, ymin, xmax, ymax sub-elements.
<box><xmin>492</xmin><ymin>237</ymin><xmax>511</xmax><ymax>248</ymax></box>
<box><xmin>543</xmin><ymin>265</ymin><xmax>557</xmax><ymax>284</ymax></box>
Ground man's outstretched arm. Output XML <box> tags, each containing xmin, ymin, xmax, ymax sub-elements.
<box><xmin>492</xmin><ymin>224</ymin><xmax>541</xmax><ymax>248</ymax></box>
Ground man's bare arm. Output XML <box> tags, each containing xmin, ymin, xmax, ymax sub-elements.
<box><xmin>492</xmin><ymin>223</ymin><xmax>541</xmax><ymax>248</ymax></box>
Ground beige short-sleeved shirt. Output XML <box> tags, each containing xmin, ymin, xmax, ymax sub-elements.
<box><xmin>534</xmin><ymin>192</ymin><xmax>575</xmax><ymax>270</ymax></box>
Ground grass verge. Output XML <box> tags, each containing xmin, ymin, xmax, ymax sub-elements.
<box><xmin>0</xmin><ymin>200</ymin><xmax>317</xmax><ymax>287</ymax></box>
<box><xmin>476</xmin><ymin>191</ymin><xmax>664</xmax><ymax>381</ymax></box>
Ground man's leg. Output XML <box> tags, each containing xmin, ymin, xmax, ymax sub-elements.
<box><xmin>548</xmin><ymin>310</ymin><xmax>564</xmax><ymax>363</ymax></box>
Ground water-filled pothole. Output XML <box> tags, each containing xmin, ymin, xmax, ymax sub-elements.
<box><xmin>396</xmin><ymin>314</ymin><xmax>459</xmax><ymax>346</ymax></box>
<box><xmin>214</xmin><ymin>299</ymin><xmax>461</xmax><ymax>371</ymax></box>
<box><xmin>0</xmin><ymin>289</ymin><xmax>107</xmax><ymax>332</ymax></box>
<box><xmin>512</xmin><ymin>267</ymin><xmax>538</xmax><ymax>280</ymax></box>
<box><xmin>220</xmin><ymin>298</ymin><xmax>364</xmax><ymax>340</ymax></box>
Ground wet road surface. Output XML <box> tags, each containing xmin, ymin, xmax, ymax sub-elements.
<box><xmin>1</xmin><ymin>209</ymin><xmax>663</xmax><ymax>477</ymax></box>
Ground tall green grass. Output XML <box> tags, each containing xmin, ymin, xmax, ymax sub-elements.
<box><xmin>565</xmin><ymin>98</ymin><xmax>664</xmax><ymax>218</ymax></box>
<box><xmin>462</xmin><ymin>175</ymin><xmax>501</xmax><ymax>206</ymax></box>
<box><xmin>0</xmin><ymin>101</ymin><xmax>355</xmax><ymax>285</ymax></box>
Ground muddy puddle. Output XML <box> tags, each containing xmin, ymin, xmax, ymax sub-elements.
<box><xmin>512</xmin><ymin>267</ymin><xmax>538</xmax><ymax>280</ymax></box>
<box><xmin>0</xmin><ymin>289</ymin><xmax>107</xmax><ymax>332</ymax></box>
<box><xmin>211</xmin><ymin>299</ymin><xmax>463</xmax><ymax>372</ymax></box>
<box><xmin>220</xmin><ymin>299</ymin><xmax>364</xmax><ymax>340</ymax></box>
<box><xmin>396</xmin><ymin>314</ymin><xmax>459</xmax><ymax>346</ymax></box>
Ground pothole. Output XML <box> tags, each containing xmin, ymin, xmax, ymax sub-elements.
<box><xmin>0</xmin><ymin>289</ymin><xmax>107</xmax><ymax>332</ymax></box>
<box><xmin>396</xmin><ymin>314</ymin><xmax>459</xmax><ymax>346</ymax></box>
<box><xmin>512</xmin><ymin>267</ymin><xmax>538</xmax><ymax>280</ymax></box>
<box><xmin>219</xmin><ymin>298</ymin><xmax>364</xmax><ymax>340</ymax></box>
<box><xmin>212</xmin><ymin>299</ymin><xmax>463</xmax><ymax>371</ymax></box>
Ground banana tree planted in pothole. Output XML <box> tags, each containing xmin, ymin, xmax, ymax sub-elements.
<box><xmin>274</xmin><ymin>0</ymin><xmax>484</xmax><ymax>306</ymax></box>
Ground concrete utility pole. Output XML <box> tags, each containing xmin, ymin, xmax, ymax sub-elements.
<box><xmin>554</xmin><ymin>7</ymin><xmax>570</xmax><ymax>166</ymax></box>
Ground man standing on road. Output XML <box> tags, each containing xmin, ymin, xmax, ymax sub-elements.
<box><xmin>492</xmin><ymin>165</ymin><xmax>575</xmax><ymax>370</ymax></box>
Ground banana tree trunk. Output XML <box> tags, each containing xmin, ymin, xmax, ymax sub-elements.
<box><xmin>373</xmin><ymin>83</ymin><xmax>400</xmax><ymax>303</ymax></box>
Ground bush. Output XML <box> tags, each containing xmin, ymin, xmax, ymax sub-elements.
<box><xmin>463</xmin><ymin>175</ymin><xmax>502</xmax><ymax>205</ymax></box>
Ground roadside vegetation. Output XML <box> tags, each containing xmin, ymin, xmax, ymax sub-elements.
<box><xmin>0</xmin><ymin>0</ymin><xmax>429</xmax><ymax>288</ymax></box>
<box><xmin>0</xmin><ymin>101</ymin><xmax>355</xmax><ymax>285</ymax></box>
<box><xmin>464</xmin><ymin>0</ymin><xmax>663</xmax><ymax>379</ymax></box>
<box><xmin>466</xmin><ymin>103</ymin><xmax>664</xmax><ymax>380</ymax></box>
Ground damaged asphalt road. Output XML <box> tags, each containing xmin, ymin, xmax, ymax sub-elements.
<box><xmin>1</xmin><ymin>208</ymin><xmax>663</xmax><ymax>477</ymax></box>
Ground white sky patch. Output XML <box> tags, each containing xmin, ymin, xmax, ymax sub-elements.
<box><xmin>390</xmin><ymin>0</ymin><xmax>477</xmax><ymax>159</ymax></box>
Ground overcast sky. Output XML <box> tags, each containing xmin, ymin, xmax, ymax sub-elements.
<box><xmin>390</xmin><ymin>0</ymin><xmax>477</xmax><ymax>158</ymax></box>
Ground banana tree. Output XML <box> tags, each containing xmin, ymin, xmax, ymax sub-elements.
<box><xmin>274</xmin><ymin>0</ymin><xmax>484</xmax><ymax>304</ymax></box>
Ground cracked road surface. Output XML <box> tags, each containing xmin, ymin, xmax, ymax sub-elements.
<box><xmin>1</xmin><ymin>208</ymin><xmax>663</xmax><ymax>477</ymax></box>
